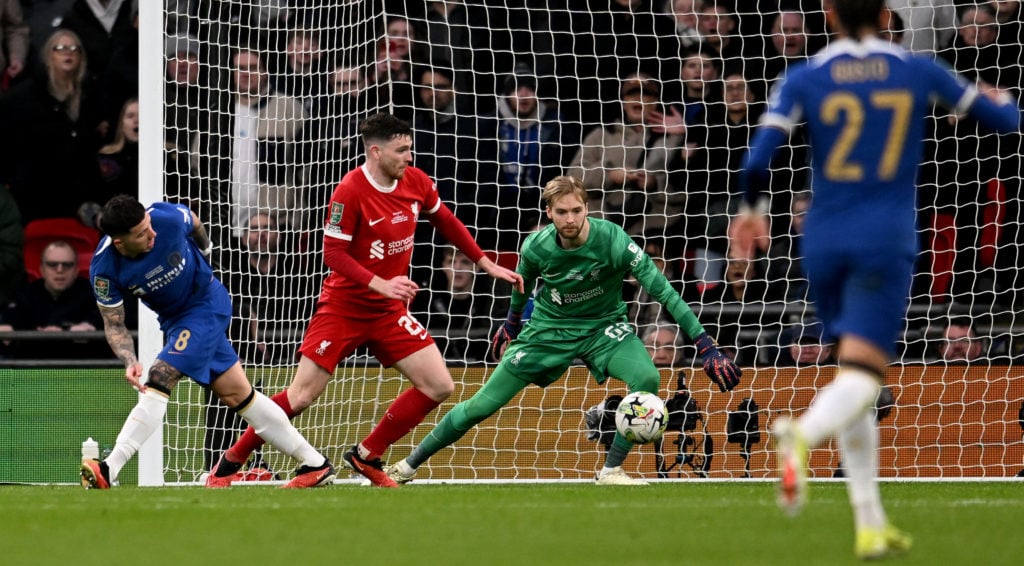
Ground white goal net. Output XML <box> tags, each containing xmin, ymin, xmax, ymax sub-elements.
<box><xmin>144</xmin><ymin>0</ymin><xmax>1023</xmax><ymax>484</ymax></box>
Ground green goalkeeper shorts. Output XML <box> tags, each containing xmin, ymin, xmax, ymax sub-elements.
<box><xmin>499</xmin><ymin>321</ymin><xmax>660</xmax><ymax>391</ymax></box>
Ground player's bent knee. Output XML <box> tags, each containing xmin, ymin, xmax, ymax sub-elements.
<box><xmin>630</xmin><ymin>373</ymin><xmax>661</xmax><ymax>395</ymax></box>
<box><xmin>451</xmin><ymin>398</ymin><xmax>493</xmax><ymax>431</ymax></box>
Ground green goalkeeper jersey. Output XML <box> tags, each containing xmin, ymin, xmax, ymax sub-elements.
<box><xmin>511</xmin><ymin>217</ymin><xmax>705</xmax><ymax>340</ymax></box>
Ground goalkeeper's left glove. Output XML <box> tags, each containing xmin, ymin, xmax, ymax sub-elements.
<box><xmin>695</xmin><ymin>332</ymin><xmax>742</xmax><ymax>392</ymax></box>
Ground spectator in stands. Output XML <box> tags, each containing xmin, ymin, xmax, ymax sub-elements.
<box><xmin>164</xmin><ymin>33</ymin><xmax>206</xmax><ymax>207</ymax></box>
<box><xmin>777</xmin><ymin>318</ymin><xmax>834</xmax><ymax>367</ymax></box>
<box><xmin>95</xmin><ymin>97</ymin><xmax>138</xmax><ymax>204</ymax></box>
<box><xmin>662</xmin><ymin>0</ymin><xmax>703</xmax><ymax>49</ymax></box>
<box><xmin>757</xmin><ymin>9</ymin><xmax>812</xmax><ymax>97</ymax></box>
<box><xmin>58</xmin><ymin>0</ymin><xmax>135</xmax><ymax>85</ymax></box>
<box><xmin>411</xmin><ymin>248</ymin><xmax>504</xmax><ymax>363</ymax></box>
<box><xmin>697</xmin><ymin>0</ymin><xmax>742</xmax><ymax>60</ymax></box>
<box><xmin>670</xmin><ymin>69</ymin><xmax>763</xmax><ymax>284</ymax></box>
<box><xmin>0</xmin><ymin>28</ymin><xmax>104</xmax><ymax>225</ymax></box>
<box><xmin>940</xmin><ymin>4</ymin><xmax>1019</xmax><ymax>91</ymax></box>
<box><xmin>99</xmin><ymin>7</ymin><xmax>137</xmax><ymax>133</ymax></box>
<box><xmin>273</xmin><ymin>28</ymin><xmax>329</xmax><ymax>114</ymax></box>
<box><xmin>190</xmin><ymin>46</ymin><xmax>307</xmax><ymax>246</ymax></box>
<box><xmin>887</xmin><ymin>0</ymin><xmax>956</xmax><ymax>54</ymax></box>
<box><xmin>568</xmin><ymin>73</ymin><xmax>682</xmax><ymax>237</ymax></box>
<box><xmin>490</xmin><ymin>61</ymin><xmax>579</xmax><ymax>248</ymax></box>
<box><xmin>766</xmin><ymin>192</ymin><xmax>811</xmax><ymax>301</ymax></box>
<box><xmin>0</xmin><ymin>0</ymin><xmax>29</xmax><ymax>94</ymax></box>
<box><xmin>305</xmin><ymin>63</ymin><xmax>375</xmax><ymax>198</ymax></box>
<box><xmin>412</xmin><ymin>65</ymin><xmax>496</xmax><ymax>228</ymax></box>
<box><xmin>879</xmin><ymin>6</ymin><xmax>906</xmax><ymax>44</ymax></box>
<box><xmin>219</xmin><ymin>212</ymin><xmax>316</xmax><ymax>365</ymax></box>
<box><xmin>936</xmin><ymin>316</ymin><xmax>985</xmax><ymax>364</ymax></box>
<box><xmin>0</xmin><ymin>240</ymin><xmax>104</xmax><ymax>359</ymax></box>
<box><xmin>642</xmin><ymin>323</ymin><xmax>685</xmax><ymax>366</ymax></box>
<box><xmin>0</xmin><ymin>185</ymin><xmax>24</xmax><ymax>307</ymax></box>
<box><xmin>373</xmin><ymin>15</ymin><xmax>422</xmax><ymax>124</ymax></box>
<box><xmin>422</xmin><ymin>0</ymin><xmax>478</xmax><ymax>96</ymax></box>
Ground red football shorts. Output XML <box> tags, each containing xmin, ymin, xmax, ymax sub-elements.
<box><xmin>299</xmin><ymin>300</ymin><xmax>435</xmax><ymax>371</ymax></box>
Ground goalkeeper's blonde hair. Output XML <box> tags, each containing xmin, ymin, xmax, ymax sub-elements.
<box><xmin>541</xmin><ymin>175</ymin><xmax>588</xmax><ymax>208</ymax></box>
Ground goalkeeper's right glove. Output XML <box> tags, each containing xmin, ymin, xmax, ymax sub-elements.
<box><xmin>695</xmin><ymin>332</ymin><xmax>742</xmax><ymax>393</ymax></box>
<box><xmin>490</xmin><ymin>311</ymin><xmax>523</xmax><ymax>362</ymax></box>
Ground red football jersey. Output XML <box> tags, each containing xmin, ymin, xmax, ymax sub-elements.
<box><xmin>320</xmin><ymin>164</ymin><xmax>441</xmax><ymax>311</ymax></box>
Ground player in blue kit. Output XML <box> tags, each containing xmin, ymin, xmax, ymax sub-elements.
<box><xmin>80</xmin><ymin>195</ymin><xmax>335</xmax><ymax>489</ymax></box>
<box><xmin>730</xmin><ymin>0</ymin><xmax>1020</xmax><ymax>559</ymax></box>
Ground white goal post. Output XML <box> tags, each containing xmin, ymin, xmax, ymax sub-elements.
<box><xmin>137</xmin><ymin>1</ymin><xmax>1024</xmax><ymax>485</ymax></box>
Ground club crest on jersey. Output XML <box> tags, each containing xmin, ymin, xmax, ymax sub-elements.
<box><xmin>94</xmin><ymin>277</ymin><xmax>110</xmax><ymax>299</ymax></box>
<box><xmin>329</xmin><ymin>202</ymin><xmax>344</xmax><ymax>225</ymax></box>
<box><xmin>411</xmin><ymin>202</ymin><xmax>420</xmax><ymax>218</ymax></box>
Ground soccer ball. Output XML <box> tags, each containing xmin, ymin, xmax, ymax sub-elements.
<box><xmin>614</xmin><ymin>392</ymin><xmax>668</xmax><ymax>443</ymax></box>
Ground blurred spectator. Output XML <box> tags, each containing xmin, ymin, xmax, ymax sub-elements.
<box><xmin>671</xmin><ymin>70</ymin><xmax>763</xmax><ymax>283</ymax></box>
<box><xmin>0</xmin><ymin>0</ymin><xmax>29</xmax><ymax>94</ymax></box>
<box><xmin>936</xmin><ymin>315</ymin><xmax>985</xmax><ymax>364</ymax></box>
<box><xmin>219</xmin><ymin>212</ymin><xmax>316</xmax><ymax>365</ymax></box>
<box><xmin>411</xmin><ymin>65</ymin><xmax>496</xmax><ymax>235</ymax></box>
<box><xmin>95</xmin><ymin>97</ymin><xmax>138</xmax><ymax>203</ymax></box>
<box><xmin>273</xmin><ymin>28</ymin><xmax>329</xmax><ymax>113</ymax></box>
<box><xmin>697</xmin><ymin>0</ymin><xmax>743</xmax><ymax>60</ymax></box>
<box><xmin>304</xmin><ymin>63</ymin><xmax>376</xmax><ymax>220</ymax></box>
<box><xmin>0</xmin><ymin>28</ymin><xmax>104</xmax><ymax>225</ymax></box>
<box><xmin>879</xmin><ymin>6</ymin><xmax>906</xmax><ymax>44</ymax></box>
<box><xmin>568</xmin><ymin>73</ymin><xmax>681</xmax><ymax>237</ymax></box>
<box><xmin>422</xmin><ymin>0</ymin><xmax>478</xmax><ymax>96</ymax></box>
<box><xmin>662</xmin><ymin>0</ymin><xmax>703</xmax><ymax>49</ymax></box>
<box><xmin>756</xmin><ymin>9</ymin><xmax>812</xmax><ymax>97</ymax></box>
<box><xmin>940</xmin><ymin>4</ymin><xmax>1019</xmax><ymax>91</ymax></box>
<box><xmin>99</xmin><ymin>7</ymin><xmax>137</xmax><ymax>133</ymax></box>
<box><xmin>373</xmin><ymin>15</ymin><xmax>423</xmax><ymax>124</ymax></box>
<box><xmin>410</xmin><ymin>247</ymin><xmax>504</xmax><ymax>363</ymax></box>
<box><xmin>58</xmin><ymin>0</ymin><xmax>135</xmax><ymax>84</ymax></box>
<box><xmin>0</xmin><ymin>240</ymin><xmax>104</xmax><ymax>359</ymax></box>
<box><xmin>642</xmin><ymin>323</ymin><xmax>684</xmax><ymax>366</ymax></box>
<box><xmin>0</xmin><ymin>184</ymin><xmax>24</xmax><ymax>306</ymax></box>
<box><xmin>489</xmin><ymin>61</ymin><xmax>578</xmax><ymax>248</ymax></box>
<box><xmin>776</xmin><ymin>318</ymin><xmax>834</xmax><ymax>367</ymax></box>
<box><xmin>190</xmin><ymin>47</ymin><xmax>307</xmax><ymax>246</ymax></box>
<box><xmin>164</xmin><ymin>33</ymin><xmax>207</xmax><ymax>207</ymax></box>
<box><xmin>765</xmin><ymin>192</ymin><xmax>810</xmax><ymax>301</ymax></box>
<box><xmin>887</xmin><ymin>0</ymin><xmax>956</xmax><ymax>54</ymax></box>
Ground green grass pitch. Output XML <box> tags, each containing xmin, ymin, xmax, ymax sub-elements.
<box><xmin>2</xmin><ymin>481</ymin><xmax>1019</xmax><ymax>565</ymax></box>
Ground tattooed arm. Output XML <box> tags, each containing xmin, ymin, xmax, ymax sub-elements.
<box><xmin>99</xmin><ymin>304</ymin><xmax>146</xmax><ymax>392</ymax></box>
<box><xmin>190</xmin><ymin>211</ymin><xmax>212</xmax><ymax>259</ymax></box>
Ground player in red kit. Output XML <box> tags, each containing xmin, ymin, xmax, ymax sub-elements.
<box><xmin>207</xmin><ymin>113</ymin><xmax>524</xmax><ymax>488</ymax></box>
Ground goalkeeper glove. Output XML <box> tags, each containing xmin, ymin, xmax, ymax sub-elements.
<box><xmin>491</xmin><ymin>311</ymin><xmax>523</xmax><ymax>362</ymax></box>
<box><xmin>695</xmin><ymin>332</ymin><xmax>742</xmax><ymax>392</ymax></box>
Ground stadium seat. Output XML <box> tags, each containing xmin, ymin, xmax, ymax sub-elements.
<box><xmin>978</xmin><ymin>179</ymin><xmax>1006</xmax><ymax>269</ymax></box>
<box><xmin>23</xmin><ymin>218</ymin><xmax>101</xmax><ymax>281</ymax></box>
<box><xmin>483</xmin><ymin>250</ymin><xmax>520</xmax><ymax>271</ymax></box>
<box><xmin>927</xmin><ymin>213</ymin><xmax>957</xmax><ymax>302</ymax></box>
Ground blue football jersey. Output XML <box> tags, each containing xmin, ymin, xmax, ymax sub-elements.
<box><xmin>90</xmin><ymin>202</ymin><xmax>222</xmax><ymax>323</ymax></box>
<box><xmin>744</xmin><ymin>37</ymin><xmax>1020</xmax><ymax>252</ymax></box>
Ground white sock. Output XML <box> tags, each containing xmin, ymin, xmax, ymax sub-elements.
<box><xmin>238</xmin><ymin>391</ymin><xmax>324</xmax><ymax>468</ymax></box>
<box><xmin>106</xmin><ymin>389</ymin><xmax>169</xmax><ymax>481</ymax></box>
<box><xmin>838</xmin><ymin>412</ymin><xmax>887</xmax><ymax>530</ymax></box>
<box><xmin>798</xmin><ymin>369</ymin><xmax>880</xmax><ymax>447</ymax></box>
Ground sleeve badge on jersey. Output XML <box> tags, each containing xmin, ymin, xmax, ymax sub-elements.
<box><xmin>94</xmin><ymin>277</ymin><xmax>110</xmax><ymax>299</ymax></box>
<box><xmin>329</xmin><ymin>202</ymin><xmax>344</xmax><ymax>226</ymax></box>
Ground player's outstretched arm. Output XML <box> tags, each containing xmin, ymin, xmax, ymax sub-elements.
<box><xmin>99</xmin><ymin>304</ymin><xmax>145</xmax><ymax>392</ymax></box>
<box><xmin>188</xmin><ymin>211</ymin><xmax>212</xmax><ymax>259</ymax></box>
<box><xmin>694</xmin><ymin>333</ymin><xmax>742</xmax><ymax>393</ymax></box>
<box><xmin>476</xmin><ymin>255</ymin><xmax>525</xmax><ymax>293</ymax></box>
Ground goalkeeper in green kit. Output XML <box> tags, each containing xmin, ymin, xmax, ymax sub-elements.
<box><xmin>386</xmin><ymin>175</ymin><xmax>741</xmax><ymax>485</ymax></box>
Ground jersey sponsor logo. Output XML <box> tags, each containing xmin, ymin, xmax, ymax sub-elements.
<box><xmin>369</xmin><ymin>217</ymin><xmax>386</xmax><ymax>226</ymax></box>
<box><xmin>549</xmin><ymin>287</ymin><xmax>562</xmax><ymax>305</ymax></box>
<box><xmin>370</xmin><ymin>240</ymin><xmax>385</xmax><ymax>260</ymax></box>
<box><xmin>329</xmin><ymin>202</ymin><xmax>344</xmax><ymax>225</ymax></box>
<box><xmin>562</xmin><ymin>286</ymin><xmax>606</xmax><ymax>304</ymax></box>
<box><xmin>94</xmin><ymin>277</ymin><xmax>110</xmax><ymax>299</ymax></box>
<box><xmin>315</xmin><ymin>340</ymin><xmax>331</xmax><ymax>356</ymax></box>
<box><xmin>627</xmin><ymin>242</ymin><xmax>643</xmax><ymax>267</ymax></box>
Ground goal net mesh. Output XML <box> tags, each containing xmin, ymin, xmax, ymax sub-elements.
<box><xmin>155</xmin><ymin>1</ymin><xmax>1023</xmax><ymax>483</ymax></box>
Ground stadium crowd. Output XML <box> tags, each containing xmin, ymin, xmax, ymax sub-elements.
<box><xmin>0</xmin><ymin>0</ymin><xmax>1022</xmax><ymax>365</ymax></box>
